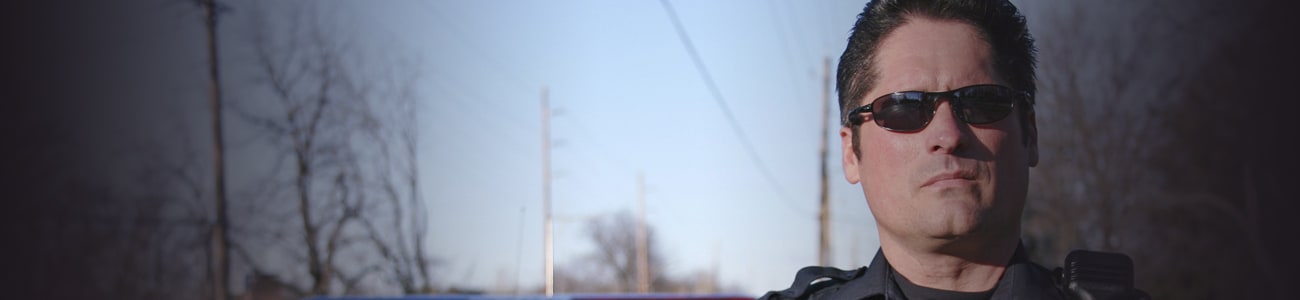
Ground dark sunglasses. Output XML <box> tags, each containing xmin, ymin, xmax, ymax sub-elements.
<box><xmin>845</xmin><ymin>84</ymin><xmax>1032</xmax><ymax>132</ymax></box>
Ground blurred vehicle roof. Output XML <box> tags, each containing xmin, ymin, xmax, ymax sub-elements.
<box><xmin>305</xmin><ymin>294</ymin><xmax>755</xmax><ymax>300</ymax></box>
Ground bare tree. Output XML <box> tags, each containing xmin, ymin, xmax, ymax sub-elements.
<box><xmin>559</xmin><ymin>211</ymin><xmax>735</xmax><ymax>294</ymax></box>
<box><xmin>555</xmin><ymin>212</ymin><xmax>665</xmax><ymax>293</ymax></box>
<box><xmin>355</xmin><ymin>49</ymin><xmax>439</xmax><ymax>294</ymax></box>
<box><xmin>1022</xmin><ymin>0</ymin><xmax>1286</xmax><ymax>298</ymax></box>
<box><xmin>132</xmin><ymin>133</ymin><xmax>225</xmax><ymax>299</ymax></box>
<box><xmin>234</xmin><ymin>3</ymin><xmax>380</xmax><ymax>295</ymax></box>
<box><xmin>590</xmin><ymin>211</ymin><xmax>667</xmax><ymax>293</ymax></box>
<box><xmin>227</xmin><ymin>2</ymin><xmax>437</xmax><ymax>296</ymax></box>
<box><xmin>1025</xmin><ymin>0</ymin><xmax>1194</xmax><ymax>259</ymax></box>
<box><xmin>30</xmin><ymin>120</ymin><xmax>218</xmax><ymax>299</ymax></box>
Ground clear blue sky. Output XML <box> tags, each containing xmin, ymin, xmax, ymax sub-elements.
<box><xmin>355</xmin><ymin>1</ymin><xmax>876</xmax><ymax>295</ymax></box>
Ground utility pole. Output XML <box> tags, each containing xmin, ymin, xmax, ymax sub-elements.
<box><xmin>818</xmin><ymin>56</ymin><xmax>832</xmax><ymax>266</ymax></box>
<box><xmin>203</xmin><ymin>0</ymin><xmax>230</xmax><ymax>299</ymax></box>
<box><xmin>541</xmin><ymin>87</ymin><xmax>554</xmax><ymax>297</ymax></box>
<box><xmin>709</xmin><ymin>241</ymin><xmax>720</xmax><ymax>293</ymax></box>
<box><xmin>635</xmin><ymin>172</ymin><xmax>649</xmax><ymax>293</ymax></box>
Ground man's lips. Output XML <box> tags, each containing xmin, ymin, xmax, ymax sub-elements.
<box><xmin>922</xmin><ymin>170</ymin><xmax>976</xmax><ymax>187</ymax></box>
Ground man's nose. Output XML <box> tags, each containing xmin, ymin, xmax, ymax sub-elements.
<box><xmin>926</xmin><ymin>99</ymin><xmax>968</xmax><ymax>154</ymax></box>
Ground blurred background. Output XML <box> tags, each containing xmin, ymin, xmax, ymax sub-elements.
<box><xmin>6</xmin><ymin>0</ymin><xmax>1300</xmax><ymax>299</ymax></box>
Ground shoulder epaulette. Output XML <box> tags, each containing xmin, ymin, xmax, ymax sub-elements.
<box><xmin>759</xmin><ymin>266</ymin><xmax>865</xmax><ymax>300</ymax></box>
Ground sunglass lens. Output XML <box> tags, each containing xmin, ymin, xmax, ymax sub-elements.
<box><xmin>875</xmin><ymin>93</ymin><xmax>931</xmax><ymax>131</ymax></box>
<box><xmin>957</xmin><ymin>87</ymin><xmax>1015</xmax><ymax>124</ymax></box>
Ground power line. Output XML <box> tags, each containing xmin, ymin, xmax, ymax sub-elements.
<box><xmin>762</xmin><ymin>0</ymin><xmax>820</xmax><ymax>96</ymax></box>
<box><xmin>418</xmin><ymin>2</ymin><xmax>540</xmax><ymax>92</ymax></box>
<box><xmin>657</xmin><ymin>0</ymin><xmax>811</xmax><ymax>218</ymax></box>
<box><xmin>779</xmin><ymin>0</ymin><xmax>815</xmax><ymax>62</ymax></box>
<box><xmin>418</xmin><ymin>2</ymin><xmax>541</xmax><ymax>125</ymax></box>
<box><xmin>428</xmin><ymin>78</ymin><xmax>533</xmax><ymax>144</ymax></box>
<box><xmin>429</xmin><ymin>72</ymin><xmax>535</xmax><ymax>127</ymax></box>
<box><xmin>554</xmin><ymin>111</ymin><xmax>635</xmax><ymax>173</ymax></box>
<box><xmin>765</xmin><ymin>0</ymin><xmax>807</xmax><ymax>95</ymax></box>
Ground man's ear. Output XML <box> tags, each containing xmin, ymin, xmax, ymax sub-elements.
<box><xmin>1025</xmin><ymin>109</ymin><xmax>1038</xmax><ymax>167</ymax></box>
<box><xmin>841</xmin><ymin>126</ymin><xmax>861</xmax><ymax>184</ymax></box>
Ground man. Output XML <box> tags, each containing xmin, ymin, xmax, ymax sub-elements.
<box><xmin>762</xmin><ymin>1</ymin><xmax>1143</xmax><ymax>299</ymax></box>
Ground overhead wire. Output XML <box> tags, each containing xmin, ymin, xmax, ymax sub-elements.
<box><xmin>780</xmin><ymin>0</ymin><xmax>816</xmax><ymax>63</ymax></box>
<box><xmin>428</xmin><ymin>78</ymin><xmax>532</xmax><ymax>142</ymax></box>
<box><xmin>411</xmin><ymin>2</ymin><xmax>553</xmax><ymax>167</ymax></box>
<box><xmin>419</xmin><ymin>81</ymin><xmax>546</xmax><ymax>178</ymax></box>
<box><xmin>420</xmin><ymin>3</ymin><xmax>658</xmax><ymax>235</ymax></box>
<box><xmin>554</xmin><ymin>112</ymin><xmax>635</xmax><ymax>173</ymax></box>
<box><xmin>766</xmin><ymin>0</ymin><xmax>809</xmax><ymax>99</ymax></box>
<box><xmin>657</xmin><ymin>0</ymin><xmax>815</xmax><ymax>218</ymax></box>
<box><xmin>418</xmin><ymin>2</ymin><xmax>542</xmax><ymax>125</ymax></box>
<box><xmin>419</xmin><ymin>2</ymin><xmax>541</xmax><ymax>92</ymax></box>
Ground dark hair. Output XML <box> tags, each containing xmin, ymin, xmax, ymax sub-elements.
<box><xmin>837</xmin><ymin>0</ymin><xmax>1037</xmax><ymax>152</ymax></box>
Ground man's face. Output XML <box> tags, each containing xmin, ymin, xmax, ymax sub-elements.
<box><xmin>840</xmin><ymin>17</ymin><xmax>1038</xmax><ymax>245</ymax></box>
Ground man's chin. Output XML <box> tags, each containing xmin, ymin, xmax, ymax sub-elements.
<box><xmin>915</xmin><ymin>207</ymin><xmax>988</xmax><ymax>240</ymax></box>
<box><xmin>925</xmin><ymin>193</ymin><xmax>986</xmax><ymax>216</ymax></box>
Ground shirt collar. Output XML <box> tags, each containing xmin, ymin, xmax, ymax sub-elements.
<box><xmin>824</xmin><ymin>242</ymin><xmax>1061</xmax><ymax>300</ymax></box>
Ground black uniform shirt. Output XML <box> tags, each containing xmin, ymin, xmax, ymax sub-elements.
<box><xmin>892</xmin><ymin>271</ymin><xmax>994</xmax><ymax>300</ymax></box>
<box><xmin>759</xmin><ymin>243</ymin><xmax>1066</xmax><ymax>300</ymax></box>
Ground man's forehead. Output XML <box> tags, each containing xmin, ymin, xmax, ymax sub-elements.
<box><xmin>866</xmin><ymin>17</ymin><xmax>999</xmax><ymax>96</ymax></box>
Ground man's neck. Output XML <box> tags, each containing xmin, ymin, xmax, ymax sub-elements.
<box><xmin>878</xmin><ymin>232</ymin><xmax>1019</xmax><ymax>292</ymax></box>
